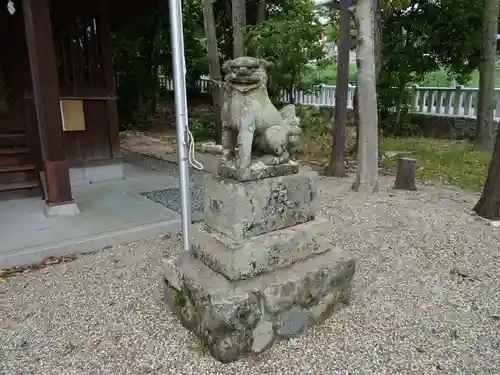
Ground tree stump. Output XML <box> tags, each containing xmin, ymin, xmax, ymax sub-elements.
<box><xmin>394</xmin><ymin>157</ymin><xmax>417</xmax><ymax>191</ymax></box>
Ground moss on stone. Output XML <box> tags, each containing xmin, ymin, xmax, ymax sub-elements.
<box><xmin>172</xmin><ymin>289</ymin><xmax>186</xmax><ymax>307</ymax></box>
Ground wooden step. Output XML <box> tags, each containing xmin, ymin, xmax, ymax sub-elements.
<box><xmin>0</xmin><ymin>112</ymin><xmax>24</xmax><ymax>133</ymax></box>
<box><xmin>0</xmin><ymin>180</ymin><xmax>41</xmax><ymax>200</ymax></box>
<box><xmin>0</xmin><ymin>147</ymin><xmax>29</xmax><ymax>154</ymax></box>
<box><xmin>0</xmin><ymin>165</ymin><xmax>35</xmax><ymax>173</ymax></box>
<box><xmin>0</xmin><ymin>164</ymin><xmax>37</xmax><ymax>184</ymax></box>
<box><xmin>0</xmin><ymin>147</ymin><xmax>31</xmax><ymax>167</ymax></box>
<box><xmin>0</xmin><ymin>133</ymin><xmax>27</xmax><ymax>147</ymax></box>
<box><xmin>0</xmin><ymin>180</ymin><xmax>39</xmax><ymax>192</ymax></box>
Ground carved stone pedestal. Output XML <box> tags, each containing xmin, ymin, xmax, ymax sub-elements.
<box><xmin>161</xmin><ymin>165</ymin><xmax>356</xmax><ymax>363</ymax></box>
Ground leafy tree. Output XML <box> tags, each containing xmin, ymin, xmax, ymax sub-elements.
<box><xmin>176</xmin><ymin>0</ymin><xmax>209</xmax><ymax>89</ymax></box>
<box><xmin>113</xmin><ymin>8</ymin><xmax>168</xmax><ymax>128</ymax></box>
<box><xmin>376</xmin><ymin>0</ymin><xmax>494</xmax><ymax>135</ymax></box>
<box><xmin>113</xmin><ymin>0</ymin><xmax>207</xmax><ymax>128</ymax></box>
<box><xmin>422</xmin><ymin>0</ymin><xmax>485</xmax><ymax>81</ymax></box>
<box><xmin>377</xmin><ymin>1</ymin><xmax>440</xmax><ymax>134</ymax></box>
<box><xmin>244</xmin><ymin>0</ymin><xmax>328</xmax><ymax>101</ymax></box>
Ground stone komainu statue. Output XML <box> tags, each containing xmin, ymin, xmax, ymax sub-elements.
<box><xmin>220</xmin><ymin>56</ymin><xmax>302</xmax><ymax>173</ymax></box>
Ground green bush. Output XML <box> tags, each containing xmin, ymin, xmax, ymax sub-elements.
<box><xmin>296</xmin><ymin>106</ymin><xmax>332</xmax><ymax>136</ymax></box>
<box><xmin>188</xmin><ymin>117</ymin><xmax>215</xmax><ymax>141</ymax></box>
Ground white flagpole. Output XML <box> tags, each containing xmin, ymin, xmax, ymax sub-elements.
<box><xmin>168</xmin><ymin>0</ymin><xmax>192</xmax><ymax>251</ymax></box>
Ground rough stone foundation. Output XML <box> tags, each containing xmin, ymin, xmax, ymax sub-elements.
<box><xmin>161</xmin><ymin>165</ymin><xmax>356</xmax><ymax>363</ymax></box>
<box><xmin>161</xmin><ymin>250</ymin><xmax>354</xmax><ymax>363</ymax></box>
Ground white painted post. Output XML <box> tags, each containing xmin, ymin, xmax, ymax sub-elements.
<box><xmin>426</xmin><ymin>90</ymin><xmax>434</xmax><ymax>113</ymax></box>
<box><xmin>464</xmin><ymin>90</ymin><xmax>473</xmax><ymax>117</ymax></box>
<box><xmin>495</xmin><ymin>89</ymin><xmax>500</xmax><ymax>119</ymax></box>
<box><xmin>347</xmin><ymin>84</ymin><xmax>354</xmax><ymax>108</ymax></box>
<box><xmin>453</xmin><ymin>85</ymin><xmax>463</xmax><ymax>116</ymax></box>
<box><xmin>444</xmin><ymin>89</ymin><xmax>453</xmax><ymax>115</ymax></box>
<box><xmin>411</xmin><ymin>84</ymin><xmax>419</xmax><ymax>112</ymax></box>
<box><xmin>418</xmin><ymin>89</ymin><xmax>426</xmax><ymax>113</ymax></box>
<box><xmin>436</xmin><ymin>90</ymin><xmax>443</xmax><ymax>114</ymax></box>
<box><xmin>471</xmin><ymin>90</ymin><xmax>478</xmax><ymax>117</ymax></box>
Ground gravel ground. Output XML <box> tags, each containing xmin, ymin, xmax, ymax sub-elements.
<box><xmin>1</xmin><ymin>176</ymin><xmax>500</xmax><ymax>375</ymax></box>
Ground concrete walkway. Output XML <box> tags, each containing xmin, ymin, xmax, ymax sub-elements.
<box><xmin>0</xmin><ymin>164</ymin><xmax>181</xmax><ymax>269</ymax></box>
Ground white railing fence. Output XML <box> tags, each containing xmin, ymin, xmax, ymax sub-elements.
<box><xmin>159</xmin><ymin>75</ymin><xmax>356</xmax><ymax>108</ymax></box>
<box><xmin>412</xmin><ymin>84</ymin><xmax>500</xmax><ymax>119</ymax></box>
<box><xmin>278</xmin><ymin>84</ymin><xmax>356</xmax><ymax>108</ymax></box>
<box><xmin>158</xmin><ymin>76</ymin><xmax>497</xmax><ymax>119</ymax></box>
<box><xmin>159</xmin><ymin>76</ymin><xmax>211</xmax><ymax>93</ymax></box>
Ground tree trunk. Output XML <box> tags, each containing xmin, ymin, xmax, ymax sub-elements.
<box><xmin>347</xmin><ymin>83</ymin><xmax>359</xmax><ymax>156</ymax></box>
<box><xmin>352</xmin><ymin>0</ymin><xmax>379</xmax><ymax>193</ymax></box>
<box><xmin>474</xmin><ymin>0</ymin><xmax>499</xmax><ymax>151</ymax></box>
<box><xmin>202</xmin><ymin>0</ymin><xmax>223</xmax><ymax>143</ymax></box>
<box><xmin>475</xmin><ymin>126</ymin><xmax>500</xmax><ymax>219</ymax></box>
<box><xmin>349</xmin><ymin>0</ymin><xmax>380</xmax><ymax>155</ymax></box>
<box><xmin>374</xmin><ymin>0</ymin><xmax>382</xmax><ymax>78</ymax></box>
<box><xmin>394</xmin><ymin>82</ymin><xmax>406</xmax><ymax>127</ymax></box>
<box><xmin>394</xmin><ymin>157</ymin><xmax>417</xmax><ymax>191</ymax></box>
<box><xmin>257</xmin><ymin>0</ymin><xmax>266</xmax><ymax>24</ymax></box>
<box><xmin>232</xmin><ymin>0</ymin><xmax>246</xmax><ymax>58</ymax></box>
<box><xmin>325</xmin><ymin>0</ymin><xmax>350</xmax><ymax>177</ymax></box>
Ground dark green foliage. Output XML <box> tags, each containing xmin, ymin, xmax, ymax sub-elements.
<box><xmin>244</xmin><ymin>0</ymin><xmax>328</xmax><ymax>101</ymax></box>
<box><xmin>113</xmin><ymin>0</ymin><xmax>207</xmax><ymax>129</ymax></box>
<box><xmin>188</xmin><ymin>117</ymin><xmax>215</xmax><ymax>140</ymax></box>
<box><xmin>296</xmin><ymin>106</ymin><xmax>331</xmax><ymax>136</ymax></box>
<box><xmin>377</xmin><ymin>0</ymin><xmax>494</xmax><ymax>135</ymax></box>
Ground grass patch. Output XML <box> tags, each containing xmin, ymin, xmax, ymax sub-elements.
<box><xmin>379</xmin><ymin>137</ymin><xmax>492</xmax><ymax>192</ymax></box>
<box><xmin>193</xmin><ymin>340</ymin><xmax>211</xmax><ymax>357</ymax></box>
<box><xmin>297</xmin><ymin>126</ymin><xmax>492</xmax><ymax>192</ymax></box>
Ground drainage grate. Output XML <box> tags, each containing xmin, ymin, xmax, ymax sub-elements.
<box><xmin>141</xmin><ymin>185</ymin><xmax>204</xmax><ymax>216</ymax></box>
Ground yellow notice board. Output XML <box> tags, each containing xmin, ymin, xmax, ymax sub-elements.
<box><xmin>60</xmin><ymin>100</ymin><xmax>86</xmax><ymax>131</ymax></box>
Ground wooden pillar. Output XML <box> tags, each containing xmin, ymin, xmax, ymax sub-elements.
<box><xmin>99</xmin><ymin>0</ymin><xmax>121</xmax><ymax>159</ymax></box>
<box><xmin>22</xmin><ymin>0</ymin><xmax>73</xmax><ymax>206</ymax></box>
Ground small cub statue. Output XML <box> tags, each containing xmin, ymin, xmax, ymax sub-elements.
<box><xmin>220</xmin><ymin>56</ymin><xmax>302</xmax><ymax>174</ymax></box>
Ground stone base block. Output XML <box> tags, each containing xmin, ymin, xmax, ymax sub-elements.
<box><xmin>218</xmin><ymin>158</ymin><xmax>299</xmax><ymax>182</ymax></box>
<box><xmin>192</xmin><ymin>219</ymin><xmax>332</xmax><ymax>280</ymax></box>
<box><xmin>196</xmin><ymin>142</ymin><xmax>224</xmax><ymax>155</ymax></box>
<box><xmin>161</xmin><ymin>249</ymin><xmax>355</xmax><ymax>363</ymax></box>
<box><xmin>44</xmin><ymin>202</ymin><xmax>80</xmax><ymax>217</ymax></box>
<box><xmin>203</xmin><ymin>171</ymin><xmax>317</xmax><ymax>240</ymax></box>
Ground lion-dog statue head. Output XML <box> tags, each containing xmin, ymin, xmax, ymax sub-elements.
<box><xmin>222</xmin><ymin>57</ymin><xmax>273</xmax><ymax>93</ymax></box>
